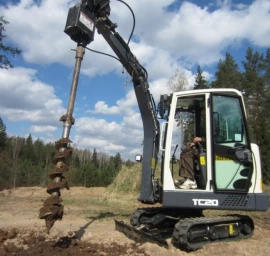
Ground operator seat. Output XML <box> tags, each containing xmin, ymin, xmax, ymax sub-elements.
<box><xmin>194</xmin><ymin>142</ymin><xmax>207</xmax><ymax>189</ymax></box>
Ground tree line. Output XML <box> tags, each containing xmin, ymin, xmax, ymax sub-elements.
<box><xmin>0</xmin><ymin>121</ymin><xmax>133</xmax><ymax>190</ymax></box>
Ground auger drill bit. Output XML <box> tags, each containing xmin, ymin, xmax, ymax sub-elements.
<box><xmin>39</xmin><ymin>45</ymin><xmax>85</xmax><ymax>233</ymax></box>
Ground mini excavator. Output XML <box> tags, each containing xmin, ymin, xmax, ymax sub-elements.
<box><xmin>39</xmin><ymin>0</ymin><xmax>269</xmax><ymax>251</ymax></box>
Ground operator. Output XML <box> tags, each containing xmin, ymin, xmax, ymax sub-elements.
<box><xmin>177</xmin><ymin>109</ymin><xmax>206</xmax><ymax>189</ymax></box>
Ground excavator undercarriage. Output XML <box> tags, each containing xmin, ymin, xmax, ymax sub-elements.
<box><xmin>115</xmin><ymin>207</ymin><xmax>254</xmax><ymax>251</ymax></box>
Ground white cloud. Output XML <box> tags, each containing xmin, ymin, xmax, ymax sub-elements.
<box><xmin>89</xmin><ymin>89</ymin><xmax>138</xmax><ymax>115</ymax></box>
<box><xmin>153</xmin><ymin>0</ymin><xmax>270</xmax><ymax>65</ymax></box>
<box><xmin>73</xmin><ymin>116</ymin><xmax>143</xmax><ymax>158</ymax></box>
<box><xmin>2</xmin><ymin>0</ymin><xmax>269</xmax><ymax>75</ymax></box>
<box><xmin>122</xmin><ymin>113</ymin><xmax>142</xmax><ymax>130</ymax></box>
<box><xmin>76</xmin><ymin>117</ymin><xmax>121</xmax><ymax>136</ymax></box>
<box><xmin>104</xmin><ymin>143</ymin><xmax>125</xmax><ymax>152</ymax></box>
<box><xmin>89</xmin><ymin>101</ymin><xmax>120</xmax><ymax>115</ymax></box>
<box><xmin>1</xmin><ymin>0</ymin><xmax>76</xmax><ymax>64</ymax></box>
<box><xmin>30</xmin><ymin>125</ymin><xmax>57</xmax><ymax>133</ymax></box>
<box><xmin>0</xmin><ymin>67</ymin><xmax>65</xmax><ymax>126</ymax></box>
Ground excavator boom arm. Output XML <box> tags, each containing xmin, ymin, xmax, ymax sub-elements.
<box><xmin>64</xmin><ymin>0</ymin><xmax>160</xmax><ymax>203</ymax></box>
<box><xmin>40</xmin><ymin>0</ymin><xmax>162</xmax><ymax>233</ymax></box>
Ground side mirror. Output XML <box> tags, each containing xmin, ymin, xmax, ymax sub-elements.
<box><xmin>158</xmin><ymin>94</ymin><xmax>171</xmax><ymax>119</ymax></box>
<box><xmin>159</xmin><ymin>102</ymin><xmax>165</xmax><ymax>119</ymax></box>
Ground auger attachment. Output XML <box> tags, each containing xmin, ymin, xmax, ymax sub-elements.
<box><xmin>39</xmin><ymin>45</ymin><xmax>85</xmax><ymax>233</ymax></box>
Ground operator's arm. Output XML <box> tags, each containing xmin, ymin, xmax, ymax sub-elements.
<box><xmin>193</xmin><ymin>137</ymin><xmax>204</xmax><ymax>143</ymax></box>
<box><xmin>188</xmin><ymin>137</ymin><xmax>204</xmax><ymax>148</ymax></box>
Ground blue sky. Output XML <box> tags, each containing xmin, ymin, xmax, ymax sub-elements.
<box><xmin>0</xmin><ymin>0</ymin><xmax>269</xmax><ymax>160</ymax></box>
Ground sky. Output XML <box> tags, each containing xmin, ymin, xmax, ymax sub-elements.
<box><xmin>0</xmin><ymin>0</ymin><xmax>269</xmax><ymax>160</ymax></box>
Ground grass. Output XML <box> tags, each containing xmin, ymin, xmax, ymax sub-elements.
<box><xmin>107</xmin><ymin>164</ymin><xmax>142</xmax><ymax>194</ymax></box>
<box><xmin>106</xmin><ymin>162</ymin><xmax>181</xmax><ymax>195</ymax></box>
<box><xmin>62</xmin><ymin>199</ymin><xmax>76</xmax><ymax>205</ymax></box>
<box><xmin>62</xmin><ymin>188</ymin><xmax>141</xmax><ymax>221</ymax></box>
<box><xmin>62</xmin><ymin>163</ymin><xmax>144</xmax><ymax>218</ymax></box>
<box><xmin>78</xmin><ymin>196</ymin><xmax>140</xmax><ymax>221</ymax></box>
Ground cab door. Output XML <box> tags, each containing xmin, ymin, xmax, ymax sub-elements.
<box><xmin>211</xmin><ymin>93</ymin><xmax>253</xmax><ymax>192</ymax></box>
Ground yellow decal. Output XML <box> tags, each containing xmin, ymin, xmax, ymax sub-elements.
<box><xmin>151</xmin><ymin>158</ymin><xmax>156</xmax><ymax>169</ymax></box>
<box><xmin>200</xmin><ymin>156</ymin><xmax>205</xmax><ymax>165</ymax></box>
<box><xmin>215</xmin><ymin>155</ymin><xmax>233</xmax><ymax>161</ymax></box>
<box><xmin>229</xmin><ymin>224</ymin><xmax>234</xmax><ymax>235</ymax></box>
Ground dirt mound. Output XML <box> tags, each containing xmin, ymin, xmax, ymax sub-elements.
<box><xmin>0</xmin><ymin>228</ymin><xmax>149</xmax><ymax>256</ymax></box>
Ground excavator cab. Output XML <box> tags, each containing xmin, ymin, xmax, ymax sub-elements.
<box><xmin>172</xmin><ymin>94</ymin><xmax>207</xmax><ymax>189</ymax></box>
<box><xmin>159</xmin><ymin>89</ymin><xmax>268</xmax><ymax>211</ymax></box>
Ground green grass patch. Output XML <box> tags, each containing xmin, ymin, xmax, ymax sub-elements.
<box><xmin>107</xmin><ymin>164</ymin><xmax>142</xmax><ymax>194</ymax></box>
<box><xmin>81</xmin><ymin>197</ymin><xmax>137</xmax><ymax>221</ymax></box>
<box><xmin>62</xmin><ymin>199</ymin><xmax>76</xmax><ymax>205</ymax></box>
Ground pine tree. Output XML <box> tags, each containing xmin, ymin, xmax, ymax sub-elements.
<box><xmin>0</xmin><ymin>117</ymin><xmax>7</xmax><ymax>150</ymax></box>
<box><xmin>194</xmin><ymin>65</ymin><xmax>208</xmax><ymax>89</ymax></box>
<box><xmin>263</xmin><ymin>48</ymin><xmax>270</xmax><ymax>182</ymax></box>
<box><xmin>92</xmin><ymin>148</ymin><xmax>98</xmax><ymax>167</ymax></box>
<box><xmin>113</xmin><ymin>152</ymin><xmax>122</xmax><ymax>171</ymax></box>
<box><xmin>10</xmin><ymin>136</ymin><xmax>24</xmax><ymax>188</ymax></box>
<box><xmin>242</xmin><ymin>47</ymin><xmax>265</xmax><ymax>144</ymax></box>
<box><xmin>258</xmin><ymin>48</ymin><xmax>270</xmax><ymax>182</ymax></box>
<box><xmin>242</xmin><ymin>47</ymin><xmax>270</xmax><ymax>182</ymax></box>
<box><xmin>211</xmin><ymin>52</ymin><xmax>242</xmax><ymax>89</ymax></box>
<box><xmin>0</xmin><ymin>16</ymin><xmax>21</xmax><ymax>69</ymax></box>
<box><xmin>33</xmin><ymin>139</ymin><xmax>45</xmax><ymax>167</ymax></box>
<box><xmin>0</xmin><ymin>117</ymin><xmax>11</xmax><ymax>189</ymax></box>
<box><xmin>21</xmin><ymin>134</ymin><xmax>36</xmax><ymax>164</ymax></box>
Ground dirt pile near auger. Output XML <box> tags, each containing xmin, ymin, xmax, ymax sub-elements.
<box><xmin>0</xmin><ymin>228</ymin><xmax>149</xmax><ymax>256</ymax></box>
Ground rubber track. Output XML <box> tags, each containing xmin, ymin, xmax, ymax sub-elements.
<box><xmin>172</xmin><ymin>215</ymin><xmax>254</xmax><ymax>251</ymax></box>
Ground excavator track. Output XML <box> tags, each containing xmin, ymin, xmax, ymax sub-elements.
<box><xmin>115</xmin><ymin>208</ymin><xmax>254</xmax><ymax>251</ymax></box>
<box><xmin>172</xmin><ymin>215</ymin><xmax>254</xmax><ymax>251</ymax></box>
<box><xmin>115</xmin><ymin>207</ymin><xmax>202</xmax><ymax>249</ymax></box>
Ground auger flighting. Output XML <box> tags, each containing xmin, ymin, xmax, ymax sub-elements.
<box><xmin>39</xmin><ymin>45</ymin><xmax>85</xmax><ymax>232</ymax></box>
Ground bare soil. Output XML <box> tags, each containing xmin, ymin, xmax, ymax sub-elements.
<box><xmin>0</xmin><ymin>187</ymin><xmax>269</xmax><ymax>256</ymax></box>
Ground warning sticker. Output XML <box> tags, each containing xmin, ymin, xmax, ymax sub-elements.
<box><xmin>215</xmin><ymin>155</ymin><xmax>233</xmax><ymax>161</ymax></box>
<box><xmin>200</xmin><ymin>156</ymin><xmax>206</xmax><ymax>165</ymax></box>
<box><xmin>79</xmin><ymin>11</ymin><xmax>94</xmax><ymax>31</ymax></box>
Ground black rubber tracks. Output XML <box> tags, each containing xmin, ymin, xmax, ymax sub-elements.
<box><xmin>172</xmin><ymin>215</ymin><xmax>254</xmax><ymax>251</ymax></box>
<box><xmin>117</xmin><ymin>208</ymin><xmax>254</xmax><ymax>251</ymax></box>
